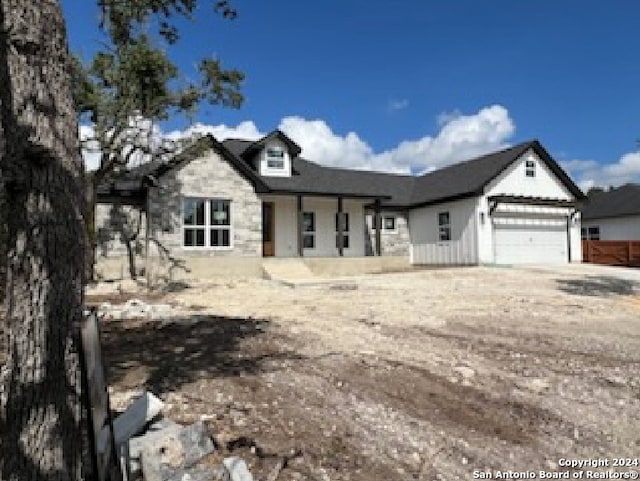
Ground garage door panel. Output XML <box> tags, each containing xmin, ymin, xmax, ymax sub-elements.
<box><xmin>494</xmin><ymin>219</ymin><xmax>567</xmax><ymax>264</ymax></box>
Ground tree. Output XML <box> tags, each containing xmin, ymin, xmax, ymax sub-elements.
<box><xmin>0</xmin><ymin>0</ymin><xmax>243</xmax><ymax>475</ymax></box>
<box><xmin>75</xmin><ymin>0</ymin><xmax>244</xmax><ymax>279</ymax></box>
<box><xmin>0</xmin><ymin>0</ymin><xmax>89</xmax><ymax>477</ymax></box>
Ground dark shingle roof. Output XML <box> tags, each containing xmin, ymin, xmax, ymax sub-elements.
<box><xmin>98</xmin><ymin>133</ymin><xmax>584</xmax><ymax>209</ymax></box>
<box><xmin>264</xmin><ymin>158</ymin><xmax>415</xmax><ymax>204</ymax></box>
<box><xmin>581</xmin><ymin>184</ymin><xmax>640</xmax><ymax>220</ymax></box>
<box><xmin>411</xmin><ymin>140</ymin><xmax>585</xmax><ymax>206</ymax></box>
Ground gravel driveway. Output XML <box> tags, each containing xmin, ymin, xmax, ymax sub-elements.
<box><xmin>91</xmin><ymin>264</ymin><xmax>640</xmax><ymax>481</ymax></box>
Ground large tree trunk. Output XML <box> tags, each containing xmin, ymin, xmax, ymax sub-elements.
<box><xmin>0</xmin><ymin>1</ymin><xmax>89</xmax><ymax>479</ymax></box>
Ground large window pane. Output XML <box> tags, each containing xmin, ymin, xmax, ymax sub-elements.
<box><xmin>211</xmin><ymin>228</ymin><xmax>231</xmax><ymax>247</ymax></box>
<box><xmin>210</xmin><ymin>200</ymin><xmax>230</xmax><ymax>226</ymax></box>
<box><xmin>184</xmin><ymin>228</ymin><xmax>205</xmax><ymax>247</ymax></box>
<box><xmin>183</xmin><ymin>198</ymin><xmax>205</xmax><ymax>226</ymax></box>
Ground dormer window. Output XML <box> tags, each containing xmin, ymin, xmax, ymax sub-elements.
<box><xmin>266</xmin><ymin>147</ymin><xmax>285</xmax><ymax>169</ymax></box>
<box><xmin>525</xmin><ymin>160</ymin><xmax>535</xmax><ymax>177</ymax></box>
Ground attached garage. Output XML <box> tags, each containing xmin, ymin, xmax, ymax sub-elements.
<box><xmin>493</xmin><ymin>217</ymin><xmax>568</xmax><ymax>264</ymax></box>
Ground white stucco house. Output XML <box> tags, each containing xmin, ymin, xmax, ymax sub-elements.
<box><xmin>95</xmin><ymin>131</ymin><xmax>585</xmax><ymax>280</ymax></box>
<box><xmin>581</xmin><ymin>184</ymin><xmax>640</xmax><ymax>241</ymax></box>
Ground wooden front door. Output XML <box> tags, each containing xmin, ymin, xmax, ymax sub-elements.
<box><xmin>262</xmin><ymin>202</ymin><xmax>275</xmax><ymax>257</ymax></box>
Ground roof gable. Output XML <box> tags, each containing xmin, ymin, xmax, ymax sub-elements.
<box><xmin>241</xmin><ymin>130</ymin><xmax>302</xmax><ymax>159</ymax></box>
<box><xmin>409</xmin><ymin>140</ymin><xmax>585</xmax><ymax>207</ymax></box>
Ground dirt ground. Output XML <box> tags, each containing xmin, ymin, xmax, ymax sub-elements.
<box><xmin>90</xmin><ymin>265</ymin><xmax>640</xmax><ymax>481</ymax></box>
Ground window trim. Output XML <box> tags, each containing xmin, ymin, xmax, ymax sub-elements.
<box><xmin>265</xmin><ymin>146</ymin><xmax>285</xmax><ymax>170</ymax></box>
<box><xmin>335</xmin><ymin>212</ymin><xmax>350</xmax><ymax>249</ymax></box>
<box><xmin>302</xmin><ymin>211</ymin><xmax>316</xmax><ymax>250</ymax></box>
<box><xmin>438</xmin><ymin>211</ymin><xmax>451</xmax><ymax>242</ymax></box>
<box><xmin>182</xmin><ymin>197</ymin><xmax>233</xmax><ymax>250</ymax></box>
<box><xmin>525</xmin><ymin>159</ymin><xmax>536</xmax><ymax>178</ymax></box>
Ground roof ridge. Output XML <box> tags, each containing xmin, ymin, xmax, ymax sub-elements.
<box><xmin>415</xmin><ymin>140</ymin><xmax>536</xmax><ymax>180</ymax></box>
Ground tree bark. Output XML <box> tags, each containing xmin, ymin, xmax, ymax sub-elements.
<box><xmin>0</xmin><ymin>1</ymin><xmax>89</xmax><ymax>479</ymax></box>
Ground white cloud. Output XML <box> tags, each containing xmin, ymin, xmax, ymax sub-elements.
<box><xmin>165</xmin><ymin>120</ymin><xmax>263</xmax><ymax>142</ymax></box>
<box><xmin>81</xmin><ymin>105</ymin><xmax>516</xmax><ymax>174</ymax></box>
<box><xmin>562</xmin><ymin>153</ymin><xmax>640</xmax><ymax>191</ymax></box>
<box><xmin>278</xmin><ymin>105</ymin><xmax>515</xmax><ymax>174</ymax></box>
<box><xmin>388</xmin><ymin>99</ymin><xmax>409</xmax><ymax>111</ymax></box>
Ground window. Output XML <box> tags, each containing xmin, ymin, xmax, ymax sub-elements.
<box><xmin>438</xmin><ymin>211</ymin><xmax>451</xmax><ymax>241</ymax></box>
<box><xmin>183</xmin><ymin>198</ymin><xmax>231</xmax><ymax>248</ymax></box>
<box><xmin>335</xmin><ymin>212</ymin><xmax>350</xmax><ymax>249</ymax></box>
<box><xmin>303</xmin><ymin>212</ymin><xmax>315</xmax><ymax>249</ymax></box>
<box><xmin>582</xmin><ymin>226</ymin><xmax>600</xmax><ymax>240</ymax></box>
<box><xmin>383</xmin><ymin>215</ymin><xmax>396</xmax><ymax>232</ymax></box>
<box><xmin>266</xmin><ymin>147</ymin><xmax>285</xmax><ymax>169</ymax></box>
<box><xmin>525</xmin><ymin>159</ymin><xmax>536</xmax><ymax>177</ymax></box>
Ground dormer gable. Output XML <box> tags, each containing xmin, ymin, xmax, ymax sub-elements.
<box><xmin>241</xmin><ymin>130</ymin><xmax>301</xmax><ymax>177</ymax></box>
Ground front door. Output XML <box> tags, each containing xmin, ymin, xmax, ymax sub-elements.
<box><xmin>262</xmin><ymin>202</ymin><xmax>275</xmax><ymax>257</ymax></box>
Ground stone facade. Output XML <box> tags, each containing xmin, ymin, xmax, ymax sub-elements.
<box><xmin>365</xmin><ymin>211</ymin><xmax>411</xmax><ymax>256</ymax></box>
<box><xmin>147</xmin><ymin>149</ymin><xmax>263</xmax><ymax>258</ymax></box>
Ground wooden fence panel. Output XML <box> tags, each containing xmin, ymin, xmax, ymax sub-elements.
<box><xmin>582</xmin><ymin>240</ymin><xmax>640</xmax><ymax>267</ymax></box>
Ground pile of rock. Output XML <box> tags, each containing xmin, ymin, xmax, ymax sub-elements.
<box><xmin>99</xmin><ymin>299</ymin><xmax>173</xmax><ymax>320</ymax></box>
<box><xmin>113</xmin><ymin>392</ymin><xmax>254</xmax><ymax>481</ymax></box>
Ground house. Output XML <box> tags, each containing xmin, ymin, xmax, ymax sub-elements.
<box><xmin>95</xmin><ymin>131</ymin><xmax>585</xmax><ymax>280</ymax></box>
<box><xmin>581</xmin><ymin>184</ymin><xmax>640</xmax><ymax>241</ymax></box>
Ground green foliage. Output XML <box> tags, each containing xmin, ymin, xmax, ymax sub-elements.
<box><xmin>73</xmin><ymin>0</ymin><xmax>244</xmax><ymax>181</ymax></box>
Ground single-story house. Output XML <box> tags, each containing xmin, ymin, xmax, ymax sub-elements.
<box><xmin>581</xmin><ymin>184</ymin><xmax>640</xmax><ymax>240</ymax></box>
<box><xmin>95</xmin><ymin>131</ymin><xmax>585</xmax><ymax>280</ymax></box>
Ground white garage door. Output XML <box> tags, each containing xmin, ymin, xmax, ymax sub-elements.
<box><xmin>494</xmin><ymin>219</ymin><xmax>568</xmax><ymax>264</ymax></box>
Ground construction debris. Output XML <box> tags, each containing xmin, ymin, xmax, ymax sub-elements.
<box><xmin>114</xmin><ymin>392</ymin><xmax>253</xmax><ymax>481</ymax></box>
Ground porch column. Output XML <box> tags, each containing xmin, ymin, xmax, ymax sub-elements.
<box><xmin>337</xmin><ymin>196</ymin><xmax>344</xmax><ymax>256</ymax></box>
<box><xmin>374</xmin><ymin>199</ymin><xmax>382</xmax><ymax>256</ymax></box>
<box><xmin>297</xmin><ymin>195</ymin><xmax>304</xmax><ymax>257</ymax></box>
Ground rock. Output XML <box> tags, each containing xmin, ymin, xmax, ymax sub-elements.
<box><xmin>453</xmin><ymin>366</ymin><xmax>475</xmax><ymax>380</ymax></box>
<box><xmin>178</xmin><ymin>422</ymin><xmax>216</xmax><ymax>466</ymax></box>
<box><xmin>129</xmin><ymin>421</ymin><xmax>215</xmax><ymax>479</ymax></box>
<box><xmin>605</xmin><ymin>375</ymin><xmax>626</xmax><ymax>387</ymax></box>
<box><xmin>165</xmin><ymin>466</ymin><xmax>227</xmax><ymax>481</ymax></box>
<box><xmin>113</xmin><ymin>391</ymin><xmax>165</xmax><ymax>446</ymax></box>
<box><xmin>518</xmin><ymin>378</ymin><xmax>551</xmax><ymax>393</ymax></box>
<box><xmin>149</xmin><ymin>303</ymin><xmax>173</xmax><ymax>319</ymax></box>
<box><xmin>223</xmin><ymin>457</ymin><xmax>254</xmax><ymax>481</ymax></box>
<box><xmin>122</xmin><ymin>298</ymin><xmax>150</xmax><ymax>318</ymax></box>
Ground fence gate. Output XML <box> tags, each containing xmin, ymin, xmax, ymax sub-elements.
<box><xmin>582</xmin><ymin>240</ymin><xmax>640</xmax><ymax>267</ymax></box>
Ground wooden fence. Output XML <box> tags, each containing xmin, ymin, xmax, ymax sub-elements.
<box><xmin>582</xmin><ymin>240</ymin><xmax>640</xmax><ymax>267</ymax></box>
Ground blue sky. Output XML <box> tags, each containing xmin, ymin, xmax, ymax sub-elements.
<box><xmin>61</xmin><ymin>1</ymin><xmax>640</xmax><ymax>189</ymax></box>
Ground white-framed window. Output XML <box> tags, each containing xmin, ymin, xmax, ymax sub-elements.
<box><xmin>303</xmin><ymin>212</ymin><xmax>315</xmax><ymax>249</ymax></box>
<box><xmin>266</xmin><ymin>146</ymin><xmax>285</xmax><ymax>169</ymax></box>
<box><xmin>582</xmin><ymin>226</ymin><xmax>600</xmax><ymax>240</ymax></box>
<box><xmin>335</xmin><ymin>212</ymin><xmax>350</xmax><ymax>249</ymax></box>
<box><xmin>525</xmin><ymin>159</ymin><xmax>536</xmax><ymax>177</ymax></box>
<box><xmin>438</xmin><ymin>211</ymin><xmax>451</xmax><ymax>241</ymax></box>
<box><xmin>182</xmin><ymin>197</ymin><xmax>232</xmax><ymax>248</ymax></box>
<box><xmin>382</xmin><ymin>215</ymin><xmax>396</xmax><ymax>232</ymax></box>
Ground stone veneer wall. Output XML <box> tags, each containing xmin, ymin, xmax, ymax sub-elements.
<box><xmin>147</xmin><ymin>149</ymin><xmax>263</xmax><ymax>258</ymax></box>
<box><xmin>365</xmin><ymin>211</ymin><xmax>411</xmax><ymax>256</ymax></box>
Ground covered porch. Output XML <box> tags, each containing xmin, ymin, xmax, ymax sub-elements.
<box><xmin>259</xmin><ymin>193</ymin><xmax>386</xmax><ymax>258</ymax></box>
